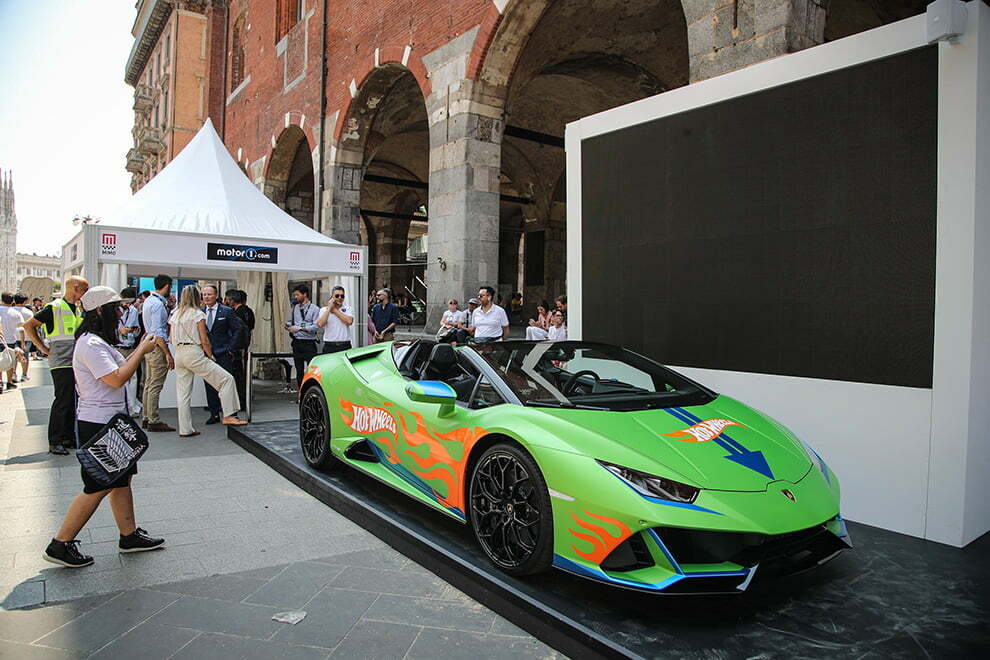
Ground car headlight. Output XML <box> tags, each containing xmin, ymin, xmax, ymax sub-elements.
<box><xmin>799</xmin><ymin>440</ymin><xmax>831</xmax><ymax>483</ymax></box>
<box><xmin>598</xmin><ymin>461</ymin><xmax>700</xmax><ymax>504</ymax></box>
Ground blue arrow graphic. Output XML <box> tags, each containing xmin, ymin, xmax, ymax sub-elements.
<box><xmin>666</xmin><ymin>408</ymin><xmax>775</xmax><ymax>480</ymax></box>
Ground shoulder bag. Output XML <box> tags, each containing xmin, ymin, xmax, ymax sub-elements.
<box><xmin>75</xmin><ymin>364</ymin><xmax>149</xmax><ymax>487</ymax></box>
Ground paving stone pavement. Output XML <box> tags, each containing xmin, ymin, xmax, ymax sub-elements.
<box><xmin>0</xmin><ymin>363</ymin><xmax>562</xmax><ymax>658</ymax></box>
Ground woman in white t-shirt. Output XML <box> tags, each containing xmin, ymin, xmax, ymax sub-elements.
<box><xmin>437</xmin><ymin>299</ymin><xmax>463</xmax><ymax>343</ymax></box>
<box><xmin>169</xmin><ymin>285</ymin><xmax>246</xmax><ymax>437</ymax></box>
<box><xmin>316</xmin><ymin>286</ymin><xmax>354</xmax><ymax>354</ymax></box>
<box><xmin>43</xmin><ymin>286</ymin><xmax>163</xmax><ymax>569</ymax></box>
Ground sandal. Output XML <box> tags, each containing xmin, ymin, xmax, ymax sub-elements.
<box><xmin>221</xmin><ymin>416</ymin><xmax>247</xmax><ymax>426</ymax></box>
<box><xmin>179</xmin><ymin>431</ymin><xmax>201</xmax><ymax>437</ymax></box>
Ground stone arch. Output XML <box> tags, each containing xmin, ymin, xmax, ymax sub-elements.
<box><xmin>327</xmin><ymin>62</ymin><xmax>430</xmax><ymax>300</ymax></box>
<box><xmin>266</xmin><ymin>124</ymin><xmax>316</xmax><ymax>228</ymax></box>
<box><xmin>468</xmin><ymin>0</ymin><xmax>690</xmax><ymax>315</ymax></box>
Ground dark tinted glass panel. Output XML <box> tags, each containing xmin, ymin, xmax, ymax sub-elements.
<box><xmin>581</xmin><ymin>47</ymin><xmax>937</xmax><ymax>387</ymax></box>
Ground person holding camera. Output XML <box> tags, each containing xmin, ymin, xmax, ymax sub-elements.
<box><xmin>285</xmin><ymin>284</ymin><xmax>320</xmax><ymax>388</ymax></box>
<box><xmin>316</xmin><ymin>286</ymin><xmax>354</xmax><ymax>354</ymax></box>
<box><xmin>43</xmin><ymin>286</ymin><xmax>164</xmax><ymax>568</ymax></box>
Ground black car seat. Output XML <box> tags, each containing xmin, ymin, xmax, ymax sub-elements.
<box><xmin>420</xmin><ymin>344</ymin><xmax>478</xmax><ymax>401</ymax></box>
<box><xmin>421</xmin><ymin>344</ymin><xmax>460</xmax><ymax>381</ymax></box>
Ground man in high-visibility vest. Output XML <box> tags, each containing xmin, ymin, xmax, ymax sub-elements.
<box><xmin>24</xmin><ymin>276</ymin><xmax>90</xmax><ymax>455</ymax></box>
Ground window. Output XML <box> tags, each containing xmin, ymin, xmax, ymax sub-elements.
<box><xmin>471</xmin><ymin>377</ymin><xmax>505</xmax><ymax>410</ymax></box>
<box><xmin>474</xmin><ymin>341</ymin><xmax>716</xmax><ymax>412</ymax></box>
<box><xmin>230</xmin><ymin>13</ymin><xmax>246</xmax><ymax>90</ymax></box>
<box><xmin>275</xmin><ymin>0</ymin><xmax>301</xmax><ymax>41</ymax></box>
<box><xmin>163</xmin><ymin>89</ymin><xmax>168</xmax><ymax>127</ymax></box>
<box><xmin>164</xmin><ymin>34</ymin><xmax>170</xmax><ymax>65</ymax></box>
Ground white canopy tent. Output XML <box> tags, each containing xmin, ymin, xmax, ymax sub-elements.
<box><xmin>68</xmin><ymin>119</ymin><xmax>367</xmax><ymax>406</ymax></box>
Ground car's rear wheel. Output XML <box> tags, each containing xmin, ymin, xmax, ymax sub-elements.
<box><xmin>469</xmin><ymin>443</ymin><xmax>553</xmax><ymax>576</ymax></box>
<box><xmin>299</xmin><ymin>387</ymin><xmax>335</xmax><ymax>469</ymax></box>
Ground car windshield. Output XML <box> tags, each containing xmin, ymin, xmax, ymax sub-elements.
<box><xmin>470</xmin><ymin>341</ymin><xmax>716</xmax><ymax>411</ymax></box>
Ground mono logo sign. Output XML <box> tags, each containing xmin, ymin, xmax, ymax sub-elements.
<box><xmin>207</xmin><ymin>243</ymin><xmax>278</xmax><ymax>264</ymax></box>
<box><xmin>101</xmin><ymin>233</ymin><xmax>117</xmax><ymax>256</ymax></box>
<box><xmin>349</xmin><ymin>250</ymin><xmax>361</xmax><ymax>271</ymax></box>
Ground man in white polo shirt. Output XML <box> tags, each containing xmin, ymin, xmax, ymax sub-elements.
<box><xmin>468</xmin><ymin>286</ymin><xmax>509</xmax><ymax>343</ymax></box>
<box><xmin>316</xmin><ymin>285</ymin><xmax>354</xmax><ymax>354</ymax></box>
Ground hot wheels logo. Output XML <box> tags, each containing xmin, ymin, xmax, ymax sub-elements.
<box><xmin>346</xmin><ymin>403</ymin><xmax>397</xmax><ymax>436</ymax></box>
<box><xmin>664</xmin><ymin>418</ymin><xmax>742</xmax><ymax>443</ymax></box>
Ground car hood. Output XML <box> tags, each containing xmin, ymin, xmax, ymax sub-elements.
<box><xmin>532</xmin><ymin>395</ymin><xmax>811</xmax><ymax>491</ymax></box>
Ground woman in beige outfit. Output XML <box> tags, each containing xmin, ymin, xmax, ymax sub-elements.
<box><xmin>168</xmin><ymin>286</ymin><xmax>246</xmax><ymax>437</ymax></box>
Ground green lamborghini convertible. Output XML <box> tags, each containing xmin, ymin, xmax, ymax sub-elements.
<box><xmin>298</xmin><ymin>339</ymin><xmax>850</xmax><ymax>593</ymax></box>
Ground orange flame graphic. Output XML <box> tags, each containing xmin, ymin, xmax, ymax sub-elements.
<box><xmin>339</xmin><ymin>398</ymin><xmax>400</xmax><ymax>463</ymax></box>
<box><xmin>568</xmin><ymin>509</ymin><xmax>632</xmax><ymax>564</ymax></box>
<box><xmin>300</xmin><ymin>365</ymin><xmax>322</xmax><ymax>390</ymax></box>
<box><xmin>664</xmin><ymin>418</ymin><xmax>742</xmax><ymax>443</ymax></box>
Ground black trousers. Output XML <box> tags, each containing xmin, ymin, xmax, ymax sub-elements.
<box><xmin>320</xmin><ymin>341</ymin><xmax>351</xmax><ymax>355</ymax></box>
<box><xmin>291</xmin><ymin>339</ymin><xmax>319</xmax><ymax>387</ymax></box>
<box><xmin>229</xmin><ymin>349</ymin><xmax>247</xmax><ymax>408</ymax></box>
<box><xmin>49</xmin><ymin>368</ymin><xmax>76</xmax><ymax>449</ymax></box>
<box><xmin>205</xmin><ymin>352</ymin><xmax>236</xmax><ymax>417</ymax></box>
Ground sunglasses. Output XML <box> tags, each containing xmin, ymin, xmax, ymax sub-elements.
<box><xmin>333</xmin><ymin>294</ymin><xmax>345</xmax><ymax>299</ymax></box>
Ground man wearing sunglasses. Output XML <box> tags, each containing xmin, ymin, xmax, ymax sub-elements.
<box><xmin>316</xmin><ymin>286</ymin><xmax>354</xmax><ymax>354</ymax></box>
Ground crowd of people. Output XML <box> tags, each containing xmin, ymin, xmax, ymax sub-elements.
<box><xmin>431</xmin><ymin>288</ymin><xmax>568</xmax><ymax>345</ymax></box>
<box><xmin>18</xmin><ymin>275</ymin><xmax>565</xmax><ymax>568</ymax></box>
<box><xmin>12</xmin><ymin>276</ymin><xmax>265</xmax><ymax>568</ymax></box>
<box><xmin>0</xmin><ymin>293</ymin><xmax>49</xmax><ymax>393</ymax></box>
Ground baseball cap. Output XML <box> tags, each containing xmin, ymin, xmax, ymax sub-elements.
<box><xmin>468</xmin><ymin>297</ymin><xmax>480</xmax><ymax>305</ymax></box>
<box><xmin>80</xmin><ymin>286</ymin><xmax>133</xmax><ymax>312</ymax></box>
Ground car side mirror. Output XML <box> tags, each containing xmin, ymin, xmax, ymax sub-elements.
<box><xmin>405</xmin><ymin>380</ymin><xmax>457</xmax><ymax>416</ymax></box>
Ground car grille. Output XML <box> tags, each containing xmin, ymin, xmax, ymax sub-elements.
<box><xmin>600</xmin><ymin>532</ymin><xmax>655</xmax><ymax>572</ymax></box>
<box><xmin>656</xmin><ymin>523</ymin><xmax>832</xmax><ymax>567</ymax></box>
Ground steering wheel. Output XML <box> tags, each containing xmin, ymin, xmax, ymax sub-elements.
<box><xmin>562</xmin><ymin>370</ymin><xmax>600</xmax><ymax>396</ymax></box>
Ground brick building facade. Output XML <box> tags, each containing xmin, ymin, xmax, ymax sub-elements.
<box><xmin>130</xmin><ymin>0</ymin><xmax>927</xmax><ymax>321</ymax></box>
<box><xmin>125</xmin><ymin>0</ymin><xmax>212</xmax><ymax>192</ymax></box>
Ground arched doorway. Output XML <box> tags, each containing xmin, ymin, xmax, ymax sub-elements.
<box><xmin>336</xmin><ymin>64</ymin><xmax>430</xmax><ymax>312</ymax></box>
<box><xmin>267</xmin><ymin>125</ymin><xmax>315</xmax><ymax>228</ymax></box>
<box><xmin>479</xmin><ymin>0</ymin><xmax>690</xmax><ymax>318</ymax></box>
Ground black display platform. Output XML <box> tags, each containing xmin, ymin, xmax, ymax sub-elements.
<box><xmin>230</xmin><ymin>421</ymin><xmax>990</xmax><ymax>659</ymax></box>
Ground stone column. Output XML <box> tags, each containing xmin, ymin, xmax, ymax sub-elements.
<box><xmin>319</xmin><ymin>109</ymin><xmax>363</xmax><ymax>245</ymax></box>
<box><xmin>324</xmin><ymin>159</ymin><xmax>363</xmax><ymax>245</ymax></box>
<box><xmin>684</xmin><ymin>0</ymin><xmax>826</xmax><ymax>82</ymax></box>
<box><xmin>422</xmin><ymin>28</ymin><xmax>504</xmax><ymax>324</ymax></box>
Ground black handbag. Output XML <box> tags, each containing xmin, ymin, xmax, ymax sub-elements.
<box><xmin>75</xmin><ymin>402</ymin><xmax>149</xmax><ymax>487</ymax></box>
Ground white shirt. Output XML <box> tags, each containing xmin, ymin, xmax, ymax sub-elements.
<box><xmin>204</xmin><ymin>304</ymin><xmax>219</xmax><ymax>330</ymax></box>
<box><xmin>0</xmin><ymin>306</ymin><xmax>21</xmax><ymax>344</ymax></box>
<box><xmin>470</xmin><ymin>304</ymin><xmax>509</xmax><ymax>339</ymax></box>
<box><xmin>170</xmin><ymin>308</ymin><xmax>206</xmax><ymax>345</ymax></box>
<box><xmin>548</xmin><ymin>325</ymin><xmax>567</xmax><ymax>341</ymax></box>
<box><xmin>17</xmin><ymin>306</ymin><xmax>33</xmax><ymax>340</ymax></box>
<box><xmin>73</xmin><ymin>333</ymin><xmax>127</xmax><ymax>424</ymax></box>
<box><xmin>441</xmin><ymin>309</ymin><xmax>465</xmax><ymax>327</ymax></box>
<box><xmin>321</xmin><ymin>304</ymin><xmax>353</xmax><ymax>343</ymax></box>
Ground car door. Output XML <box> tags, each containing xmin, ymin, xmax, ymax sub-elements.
<box><xmin>388</xmin><ymin>352</ymin><xmax>489</xmax><ymax>518</ymax></box>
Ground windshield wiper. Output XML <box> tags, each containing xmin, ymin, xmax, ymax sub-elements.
<box><xmin>524</xmin><ymin>400</ymin><xmax>609</xmax><ymax>411</ymax></box>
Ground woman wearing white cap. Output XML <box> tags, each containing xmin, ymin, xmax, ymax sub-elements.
<box><xmin>43</xmin><ymin>286</ymin><xmax>165</xmax><ymax>568</ymax></box>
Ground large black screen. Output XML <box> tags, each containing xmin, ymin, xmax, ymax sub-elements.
<box><xmin>581</xmin><ymin>47</ymin><xmax>937</xmax><ymax>388</ymax></box>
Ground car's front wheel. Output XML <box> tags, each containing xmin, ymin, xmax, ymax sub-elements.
<box><xmin>469</xmin><ymin>442</ymin><xmax>553</xmax><ymax>576</ymax></box>
<box><xmin>299</xmin><ymin>387</ymin><xmax>335</xmax><ymax>469</ymax></box>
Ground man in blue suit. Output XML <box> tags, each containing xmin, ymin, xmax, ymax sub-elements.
<box><xmin>202</xmin><ymin>284</ymin><xmax>245</xmax><ymax>424</ymax></box>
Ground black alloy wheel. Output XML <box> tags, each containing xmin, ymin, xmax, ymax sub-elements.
<box><xmin>299</xmin><ymin>387</ymin><xmax>335</xmax><ymax>469</ymax></box>
<box><xmin>469</xmin><ymin>443</ymin><xmax>553</xmax><ymax>576</ymax></box>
